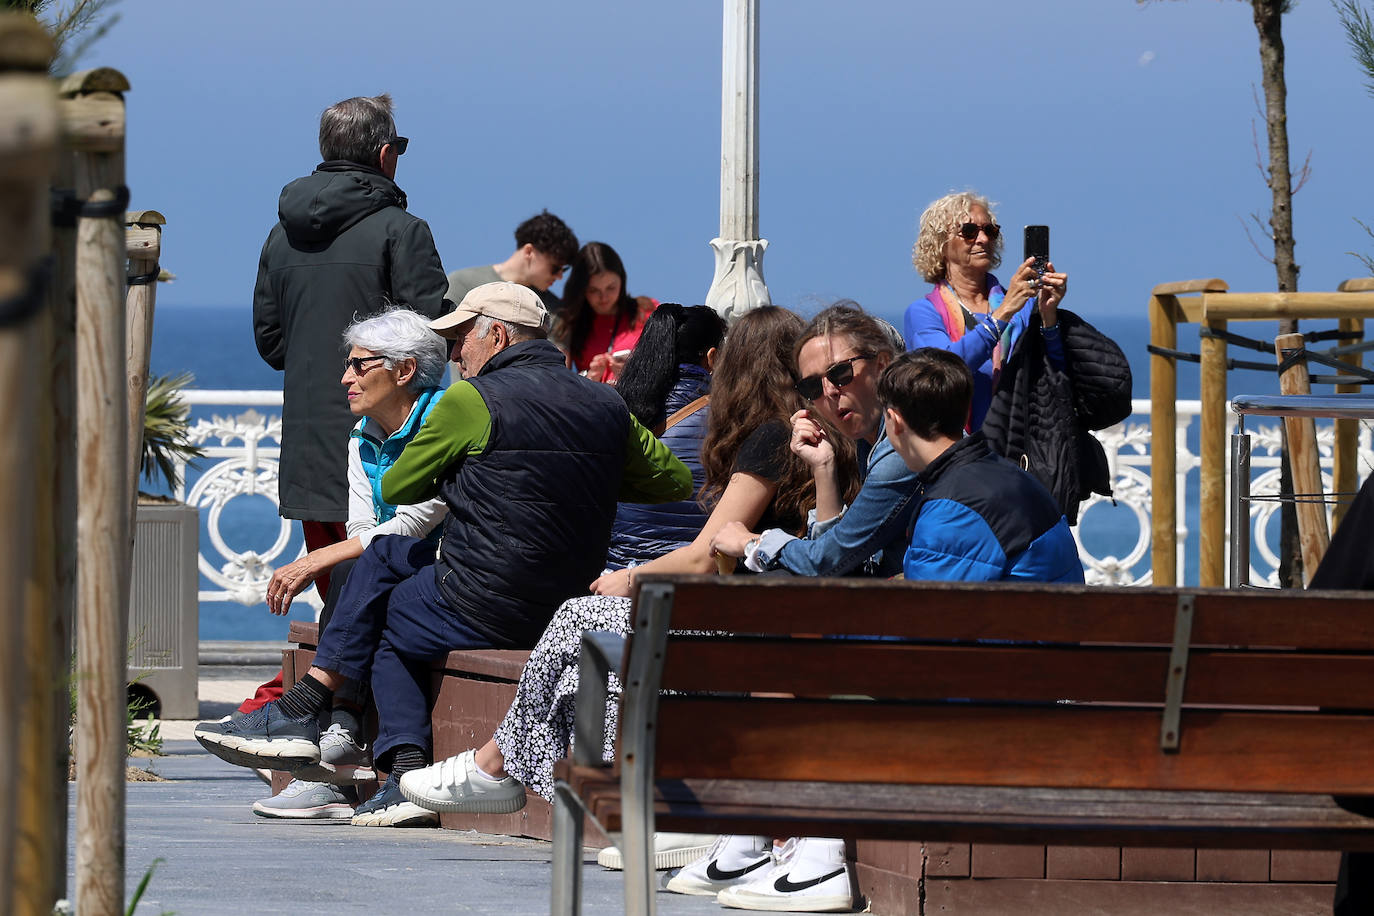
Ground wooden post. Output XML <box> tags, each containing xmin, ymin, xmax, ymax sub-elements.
<box><xmin>0</xmin><ymin>14</ymin><xmax>57</xmax><ymax>913</ymax></box>
<box><xmin>62</xmin><ymin>66</ymin><xmax>131</xmax><ymax>916</ymax></box>
<box><xmin>1198</xmin><ymin>313</ymin><xmax>1228</xmax><ymax>588</ymax></box>
<box><xmin>1334</xmin><ymin>277</ymin><xmax>1374</xmax><ymax>533</ymax></box>
<box><xmin>1275</xmin><ymin>332</ymin><xmax>1331</xmax><ymax>584</ymax></box>
<box><xmin>125</xmin><ymin>210</ymin><xmax>163</xmax><ymax>501</ymax></box>
<box><xmin>1149</xmin><ymin>292</ymin><xmax>1178</xmax><ymax>585</ymax></box>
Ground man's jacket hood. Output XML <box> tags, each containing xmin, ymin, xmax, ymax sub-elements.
<box><xmin>277</xmin><ymin>162</ymin><xmax>408</xmax><ymax>244</ymax></box>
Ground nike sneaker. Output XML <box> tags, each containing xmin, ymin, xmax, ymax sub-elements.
<box><xmin>716</xmin><ymin>836</ymin><xmax>856</xmax><ymax>912</ymax></box>
<box><xmin>663</xmin><ymin>834</ymin><xmax>773</xmax><ymax>896</ymax></box>
<box><xmin>596</xmin><ymin>832</ymin><xmax>717</xmax><ymax>870</ymax></box>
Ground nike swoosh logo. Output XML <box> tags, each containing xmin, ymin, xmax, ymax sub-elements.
<box><xmin>705</xmin><ymin>857</ymin><xmax>771</xmax><ymax>882</ymax></box>
<box><xmin>774</xmin><ymin>867</ymin><xmax>845</xmax><ymax>893</ymax></box>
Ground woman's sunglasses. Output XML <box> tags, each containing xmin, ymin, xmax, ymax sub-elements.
<box><xmin>957</xmin><ymin>222</ymin><xmax>999</xmax><ymax>241</ymax></box>
<box><xmin>795</xmin><ymin>353</ymin><xmax>875</xmax><ymax>401</ymax></box>
<box><xmin>344</xmin><ymin>355</ymin><xmax>388</xmax><ymax>375</ymax></box>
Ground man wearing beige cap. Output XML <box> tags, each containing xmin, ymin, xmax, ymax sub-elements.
<box><xmin>198</xmin><ymin>281</ymin><xmax>692</xmax><ymax>827</ymax></box>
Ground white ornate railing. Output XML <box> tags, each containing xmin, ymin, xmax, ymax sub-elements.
<box><xmin>170</xmin><ymin>391</ymin><xmax>1373</xmax><ymax>605</ymax></box>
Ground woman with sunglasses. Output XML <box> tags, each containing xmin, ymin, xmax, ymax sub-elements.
<box><xmin>552</xmin><ymin>240</ymin><xmax>649</xmax><ymax>384</ymax></box>
<box><xmin>249</xmin><ymin>306</ymin><xmax>449</xmax><ymax>820</ymax></box>
<box><xmin>904</xmin><ymin>190</ymin><xmax>1068</xmax><ymax>431</ymax></box>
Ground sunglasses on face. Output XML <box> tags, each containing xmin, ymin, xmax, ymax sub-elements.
<box><xmin>344</xmin><ymin>355</ymin><xmax>388</xmax><ymax>375</ymax></box>
<box><xmin>385</xmin><ymin>136</ymin><xmax>409</xmax><ymax>156</ymax></box>
<box><xmin>795</xmin><ymin>353</ymin><xmax>875</xmax><ymax>401</ymax></box>
<box><xmin>957</xmin><ymin>221</ymin><xmax>999</xmax><ymax>241</ymax></box>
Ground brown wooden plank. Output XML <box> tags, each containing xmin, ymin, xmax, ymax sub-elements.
<box><xmin>438</xmin><ymin>648</ymin><xmax>530</xmax><ymax>683</ymax></box>
<box><xmin>1196</xmin><ymin>848</ymin><xmax>1270</xmax><ymax>882</ymax></box>
<box><xmin>924</xmin><ymin>842</ymin><xmax>970</xmax><ymax>877</ymax></box>
<box><xmin>972</xmin><ymin>844</ymin><xmax>1045</xmax><ymax>878</ymax></box>
<box><xmin>1269</xmin><ymin>850</ymin><xmax>1341</xmax><ymax>882</ymax></box>
<box><xmin>653</xmin><ymin>699</ymin><xmax>1374</xmax><ymax>794</ymax></box>
<box><xmin>851</xmin><ymin>860</ymin><xmax>917</xmax><ymax>916</ymax></box>
<box><xmin>637</xmin><ymin>576</ymin><xmax>1374</xmax><ymax>649</ymax></box>
<box><xmin>287</xmin><ymin>620</ymin><xmax>318</xmax><ymax>648</ymax></box>
<box><xmin>1046</xmin><ymin>845</ymin><xmax>1121</xmax><ymax>879</ymax></box>
<box><xmin>1121</xmin><ymin>847</ymin><xmax>1195</xmax><ymax>880</ymax></box>
<box><xmin>660</xmin><ymin>641</ymin><xmax>1374</xmax><ymax>709</ymax></box>
<box><xmin>925</xmin><ymin>878</ymin><xmax>1332</xmax><ymax>916</ymax></box>
<box><xmin>562</xmin><ymin>774</ymin><xmax>1374</xmax><ymax>850</ymax></box>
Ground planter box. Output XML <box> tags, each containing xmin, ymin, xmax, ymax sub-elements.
<box><xmin>129</xmin><ymin>501</ymin><xmax>199</xmax><ymax>718</ymax></box>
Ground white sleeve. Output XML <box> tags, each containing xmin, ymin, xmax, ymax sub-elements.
<box><xmin>345</xmin><ymin>437</ymin><xmax>375</xmax><ymax>539</ymax></box>
<box><xmin>357</xmin><ymin>497</ymin><xmax>448</xmax><ymax>550</ymax></box>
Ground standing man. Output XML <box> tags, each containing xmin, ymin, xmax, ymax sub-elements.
<box><xmin>253</xmin><ymin>93</ymin><xmax>448</xmax><ymax>598</ymax></box>
<box><xmin>201</xmin><ymin>282</ymin><xmax>693</xmax><ymax>827</ymax></box>
<box><xmin>445</xmin><ymin>209</ymin><xmax>578</xmax><ymax>313</ymax></box>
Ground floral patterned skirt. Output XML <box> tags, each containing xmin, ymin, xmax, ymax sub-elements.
<box><xmin>491</xmin><ymin>595</ymin><xmax>631</xmax><ymax>801</ymax></box>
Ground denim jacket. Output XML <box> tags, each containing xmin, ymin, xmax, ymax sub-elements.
<box><xmin>749</xmin><ymin>414</ymin><xmax>922</xmax><ymax>578</ymax></box>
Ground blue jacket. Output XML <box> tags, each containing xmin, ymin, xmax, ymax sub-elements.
<box><xmin>352</xmin><ymin>385</ymin><xmax>444</xmax><ymax>528</ymax></box>
<box><xmin>607</xmin><ymin>366</ymin><xmax>711</xmax><ymax>568</ymax></box>
<box><xmin>753</xmin><ymin>414</ymin><xmax>921</xmax><ymax>578</ymax></box>
<box><xmin>902</xmin><ymin>432</ymin><xmax>1083</xmax><ymax>583</ymax></box>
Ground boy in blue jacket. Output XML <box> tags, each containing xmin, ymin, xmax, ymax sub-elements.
<box><xmin>878</xmin><ymin>348</ymin><xmax>1083</xmax><ymax>583</ymax></box>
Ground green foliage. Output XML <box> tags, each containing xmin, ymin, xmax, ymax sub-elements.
<box><xmin>4</xmin><ymin>0</ymin><xmax>122</xmax><ymax>75</ymax></box>
<box><xmin>142</xmin><ymin>372</ymin><xmax>205</xmax><ymax>494</ymax></box>
<box><xmin>126</xmin><ymin>858</ymin><xmax>169</xmax><ymax>916</ymax></box>
<box><xmin>126</xmin><ymin>687</ymin><xmax>163</xmax><ymax>756</ymax></box>
<box><xmin>1334</xmin><ymin>0</ymin><xmax>1374</xmax><ymax>97</ymax></box>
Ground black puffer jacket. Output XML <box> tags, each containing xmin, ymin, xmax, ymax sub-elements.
<box><xmin>252</xmin><ymin>162</ymin><xmax>448</xmax><ymax>521</ymax></box>
<box><xmin>981</xmin><ymin>309</ymin><xmax>1132</xmax><ymax>525</ymax></box>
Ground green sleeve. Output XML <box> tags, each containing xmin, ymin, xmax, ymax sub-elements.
<box><xmin>618</xmin><ymin>416</ymin><xmax>693</xmax><ymax>503</ymax></box>
<box><xmin>382</xmin><ymin>382</ymin><xmax>491</xmax><ymax>505</ymax></box>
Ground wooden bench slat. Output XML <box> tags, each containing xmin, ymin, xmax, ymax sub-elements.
<box><xmin>661</xmin><ymin>641</ymin><xmax>1374</xmax><ymax>709</ymax></box>
<box><xmin>651</xmin><ymin>699</ymin><xmax>1374</xmax><ymax>795</ymax></box>
<box><xmin>645</xmin><ymin>577</ymin><xmax>1374</xmax><ymax>649</ymax></box>
<box><xmin>558</xmin><ymin>765</ymin><xmax>1374</xmax><ymax>851</ymax></box>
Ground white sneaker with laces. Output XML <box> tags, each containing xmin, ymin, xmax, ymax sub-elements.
<box><xmin>397</xmin><ymin>748</ymin><xmax>526</xmax><ymax>813</ymax></box>
<box><xmin>596</xmin><ymin>833</ymin><xmax>719</xmax><ymax>871</ymax></box>
<box><xmin>716</xmin><ymin>837</ymin><xmax>856</xmax><ymax>912</ymax></box>
<box><xmin>295</xmin><ymin>723</ymin><xmax>375</xmax><ymax>784</ymax></box>
<box><xmin>663</xmin><ymin>834</ymin><xmax>773</xmax><ymax>895</ymax></box>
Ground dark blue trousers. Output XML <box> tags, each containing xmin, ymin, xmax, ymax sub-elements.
<box><xmin>313</xmin><ymin>535</ymin><xmax>489</xmax><ymax>759</ymax></box>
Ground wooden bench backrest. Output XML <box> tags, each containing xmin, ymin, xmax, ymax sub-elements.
<box><xmin>624</xmin><ymin>576</ymin><xmax>1374</xmax><ymax>796</ymax></box>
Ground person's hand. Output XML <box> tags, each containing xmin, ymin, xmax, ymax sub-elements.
<box><xmin>590</xmin><ymin>567</ymin><xmax>633</xmax><ymax>597</ymax></box>
<box><xmin>266</xmin><ymin>554</ymin><xmax>321</xmax><ymax>616</ymax></box>
<box><xmin>584</xmin><ymin>352</ymin><xmax>612</xmax><ymax>382</ymax></box>
<box><xmin>789</xmin><ymin>409</ymin><xmax>834</xmax><ymax>470</ymax></box>
<box><xmin>607</xmin><ymin>350</ymin><xmax>630</xmax><ymax>379</ymax></box>
<box><xmin>1037</xmin><ymin>260</ymin><xmax>1067</xmax><ymax>327</ymax></box>
<box><xmin>996</xmin><ymin>257</ymin><xmax>1040</xmax><ymax>323</ymax></box>
<box><xmin>710</xmin><ymin>521</ymin><xmax>757</xmax><ymax>559</ymax></box>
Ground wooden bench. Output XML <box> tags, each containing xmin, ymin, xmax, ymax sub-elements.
<box><xmin>552</xmin><ymin>575</ymin><xmax>1374</xmax><ymax>915</ymax></box>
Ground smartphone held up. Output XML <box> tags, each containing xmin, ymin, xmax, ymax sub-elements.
<box><xmin>1024</xmin><ymin>225</ymin><xmax>1049</xmax><ymax>277</ymax></box>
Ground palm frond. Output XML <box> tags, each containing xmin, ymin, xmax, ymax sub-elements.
<box><xmin>141</xmin><ymin>372</ymin><xmax>204</xmax><ymax>493</ymax></box>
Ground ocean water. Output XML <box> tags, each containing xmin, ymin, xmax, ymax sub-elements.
<box><xmin>149</xmin><ymin>303</ymin><xmax>1304</xmax><ymax>640</ymax></box>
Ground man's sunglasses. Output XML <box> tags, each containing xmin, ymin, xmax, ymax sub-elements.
<box><xmin>386</xmin><ymin>136</ymin><xmax>409</xmax><ymax>156</ymax></box>
<box><xmin>795</xmin><ymin>353</ymin><xmax>875</xmax><ymax>401</ymax></box>
<box><xmin>344</xmin><ymin>355</ymin><xmax>388</xmax><ymax>375</ymax></box>
<box><xmin>957</xmin><ymin>221</ymin><xmax>999</xmax><ymax>241</ymax></box>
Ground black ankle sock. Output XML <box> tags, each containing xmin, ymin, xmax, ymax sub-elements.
<box><xmin>329</xmin><ymin>704</ymin><xmax>363</xmax><ymax>739</ymax></box>
<box><xmin>387</xmin><ymin>744</ymin><xmax>427</xmax><ymax>778</ymax></box>
<box><xmin>276</xmin><ymin>674</ymin><xmax>332</xmax><ymax>721</ymax></box>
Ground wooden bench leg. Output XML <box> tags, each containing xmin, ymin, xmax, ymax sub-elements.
<box><xmin>551</xmin><ymin>784</ymin><xmax>584</xmax><ymax>916</ymax></box>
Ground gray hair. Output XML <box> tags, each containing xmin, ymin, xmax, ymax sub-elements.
<box><xmin>474</xmin><ymin>313</ymin><xmax>548</xmax><ymax>343</ymax></box>
<box><xmin>319</xmin><ymin>94</ymin><xmax>396</xmax><ymax>165</ymax></box>
<box><xmin>344</xmin><ymin>306</ymin><xmax>448</xmax><ymax>390</ymax></box>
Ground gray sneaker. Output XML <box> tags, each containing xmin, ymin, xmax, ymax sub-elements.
<box><xmin>295</xmin><ymin>723</ymin><xmax>375</xmax><ymax>784</ymax></box>
<box><xmin>251</xmin><ymin>779</ymin><xmax>353</xmax><ymax>820</ymax></box>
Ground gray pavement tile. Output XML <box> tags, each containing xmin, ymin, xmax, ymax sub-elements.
<box><xmin>69</xmin><ymin>741</ymin><xmax>728</xmax><ymax>915</ymax></box>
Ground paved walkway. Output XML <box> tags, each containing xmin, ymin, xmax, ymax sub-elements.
<box><xmin>67</xmin><ymin>655</ymin><xmax>730</xmax><ymax>915</ymax></box>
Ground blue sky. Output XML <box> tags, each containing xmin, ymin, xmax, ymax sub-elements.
<box><xmin>95</xmin><ymin>0</ymin><xmax>1374</xmax><ymax>324</ymax></box>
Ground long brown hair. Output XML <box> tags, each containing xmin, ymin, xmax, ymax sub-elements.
<box><xmin>700</xmin><ymin>306</ymin><xmax>844</xmax><ymax>533</ymax></box>
<box><xmin>551</xmin><ymin>241</ymin><xmax>638</xmax><ymax>366</ymax></box>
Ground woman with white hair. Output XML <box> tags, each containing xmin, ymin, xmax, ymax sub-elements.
<box><xmin>250</xmin><ymin>305</ymin><xmax>449</xmax><ymax>821</ymax></box>
<box><xmin>904</xmin><ymin>190</ymin><xmax>1068</xmax><ymax>431</ymax></box>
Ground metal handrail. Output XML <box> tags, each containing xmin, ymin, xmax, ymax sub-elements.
<box><xmin>1232</xmin><ymin>393</ymin><xmax>1374</xmax><ymax>421</ymax></box>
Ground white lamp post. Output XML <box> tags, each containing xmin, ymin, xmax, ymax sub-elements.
<box><xmin>704</xmin><ymin>0</ymin><xmax>771</xmax><ymax>322</ymax></box>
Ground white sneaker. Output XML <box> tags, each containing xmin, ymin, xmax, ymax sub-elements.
<box><xmin>596</xmin><ymin>832</ymin><xmax>717</xmax><ymax>871</ymax></box>
<box><xmin>397</xmin><ymin>748</ymin><xmax>526</xmax><ymax>814</ymax></box>
<box><xmin>664</xmin><ymin>834</ymin><xmax>773</xmax><ymax>895</ymax></box>
<box><xmin>295</xmin><ymin>723</ymin><xmax>376</xmax><ymax>784</ymax></box>
<box><xmin>716</xmin><ymin>837</ymin><xmax>855</xmax><ymax>912</ymax></box>
<box><xmin>251</xmin><ymin>778</ymin><xmax>353</xmax><ymax>820</ymax></box>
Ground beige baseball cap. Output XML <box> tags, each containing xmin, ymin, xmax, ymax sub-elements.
<box><xmin>430</xmin><ymin>281</ymin><xmax>549</xmax><ymax>339</ymax></box>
